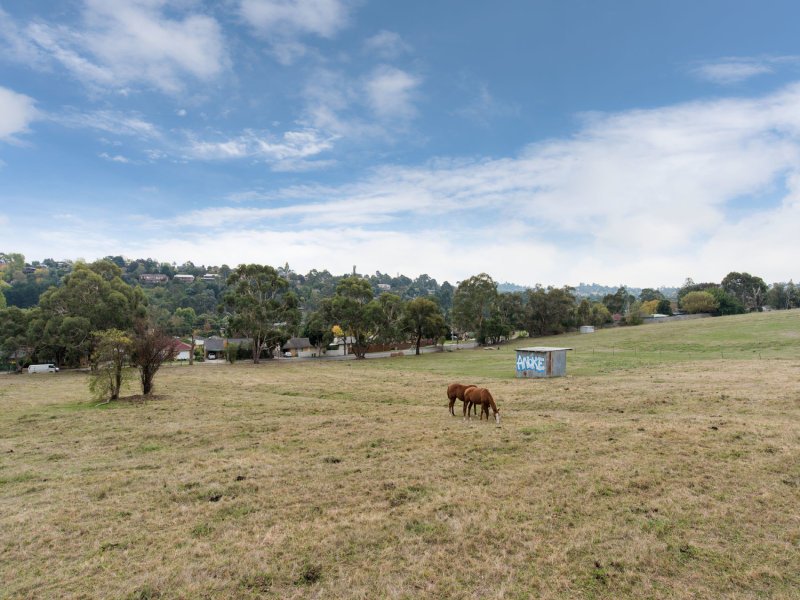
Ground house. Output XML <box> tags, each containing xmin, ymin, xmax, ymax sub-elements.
<box><xmin>377</xmin><ymin>283</ymin><xmax>391</xmax><ymax>291</ymax></box>
<box><xmin>281</xmin><ymin>337</ymin><xmax>314</xmax><ymax>357</ymax></box>
<box><xmin>199</xmin><ymin>336</ymin><xmax>251</xmax><ymax>359</ymax></box>
<box><xmin>202</xmin><ymin>336</ymin><xmax>225</xmax><ymax>359</ymax></box>
<box><xmin>173</xmin><ymin>273</ymin><xmax>195</xmax><ymax>283</ymax></box>
<box><xmin>170</xmin><ymin>339</ymin><xmax>193</xmax><ymax>361</ymax></box>
<box><xmin>202</xmin><ymin>273</ymin><xmax>219</xmax><ymax>282</ymax></box>
<box><xmin>140</xmin><ymin>273</ymin><xmax>168</xmax><ymax>284</ymax></box>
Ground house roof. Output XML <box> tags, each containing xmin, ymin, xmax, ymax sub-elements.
<box><xmin>203</xmin><ymin>336</ymin><xmax>225</xmax><ymax>351</ymax></box>
<box><xmin>282</xmin><ymin>337</ymin><xmax>312</xmax><ymax>350</ymax></box>
<box><xmin>170</xmin><ymin>339</ymin><xmax>192</xmax><ymax>352</ymax></box>
<box><xmin>200</xmin><ymin>337</ymin><xmax>251</xmax><ymax>351</ymax></box>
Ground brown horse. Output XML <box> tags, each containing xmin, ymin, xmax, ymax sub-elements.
<box><xmin>447</xmin><ymin>383</ymin><xmax>477</xmax><ymax>416</ymax></box>
<box><xmin>464</xmin><ymin>386</ymin><xmax>501</xmax><ymax>424</ymax></box>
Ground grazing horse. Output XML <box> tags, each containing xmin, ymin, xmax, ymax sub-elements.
<box><xmin>464</xmin><ymin>386</ymin><xmax>501</xmax><ymax>424</ymax></box>
<box><xmin>447</xmin><ymin>383</ymin><xmax>477</xmax><ymax>416</ymax></box>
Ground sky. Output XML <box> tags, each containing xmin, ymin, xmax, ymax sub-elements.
<box><xmin>1</xmin><ymin>0</ymin><xmax>800</xmax><ymax>288</ymax></box>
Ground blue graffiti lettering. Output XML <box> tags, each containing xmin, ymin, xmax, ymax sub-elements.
<box><xmin>517</xmin><ymin>354</ymin><xmax>545</xmax><ymax>372</ymax></box>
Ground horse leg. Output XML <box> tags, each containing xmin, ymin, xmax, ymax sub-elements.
<box><xmin>449</xmin><ymin>398</ymin><xmax>455</xmax><ymax>416</ymax></box>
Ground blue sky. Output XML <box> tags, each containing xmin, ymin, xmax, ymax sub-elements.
<box><xmin>2</xmin><ymin>0</ymin><xmax>800</xmax><ymax>287</ymax></box>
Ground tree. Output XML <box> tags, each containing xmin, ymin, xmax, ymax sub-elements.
<box><xmin>221</xmin><ymin>264</ymin><xmax>299</xmax><ymax>363</ymax></box>
<box><xmin>766</xmin><ymin>283</ymin><xmax>789</xmax><ymax>310</ymax></box>
<box><xmin>323</xmin><ymin>276</ymin><xmax>379</xmax><ymax>359</ymax></box>
<box><xmin>639</xmin><ymin>288</ymin><xmax>665</xmax><ymax>302</ymax></box>
<box><xmin>524</xmin><ymin>286</ymin><xmax>576</xmax><ymax>336</ymax></box>
<box><xmin>303</xmin><ymin>311</ymin><xmax>333</xmax><ymax>356</ymax></box>
<box><xmin>788</xmin><ymin>281</ymin><xmax>800</xmax><ymax>309</ymax></box>
<box><xmin>602</xmin><ymin>287</ymin><xmax>635</xmax><ymax>316</ymax></box>
<box><xmin>130</xmin><ymin>321</ymin><xmax>177</xmax><ymax>396</ymax></box>
<box><xmin>0</xmin><ymin>288</ymin><xmax>5</xmax><ymax>309</ymax></box>
<box><xmin>590</xmin><ymin>303</ymin><xmax>612</xmax><ymax>327</ymax></box>
<box><xmin>640</xmin><ymin>299</ymin><xmax>660</xmax><ymax>316</ymax></box>
<box><xmin>655</xmin><ymin>298</ymin><xmax>673</xmax><ymax>316</ymax></box>
<box><xmin>452</xmin><ymin>273</ymin><xmax>498</xmax><ymax>336</ymax></box>
<box><xmin>37</xmin><ymin>261</ymin><xmax>146</xmax><ymax>366</ymax></box>
<box><xmin>373</xmin><ymin>293</ymin><xmax>405</xmax><ymax>345</ymax></box>
<box><xmin>721</xmin><ymin>272</ymin><xmax>767</xmax><ymax>312</ymax></box>
<box><xmin>677</xmin><ymin>278</ymin><xmax>718</xmax><ymax>300</ymax></box>
<box><xmin>434</xmin><ymin>281</ymin><xmax>455</xmax><ymax>317</ymax></box>
<box><xmin>681</xmin><ymin>291</ymin><xmax>718</xmax><ymax>314</ymax></box>
<box><xmin>402</xmin><ymin>298</ymin><xmax>446</xmax><ymax>355</ymax></box>
<box><xmin>168</xmin><ymin>307</ymin><xmax>199</xmax><ymax>365</ymax></box>
<box><xmin>708</xmin><ymin>287</ymin><xmax>745</xmax><ymax>315</ymax></box>
<box><xmin>89</xmin><ymin>329</ymin><xmax>133</xmax><ymax>402</ymax></box>
<box><xmin>0</xmin><ymin>306</ymin><xmax>31</xmax><ymax>369</ymax></box>
<box><xmin>496</xmin><ymin>292</ymin><xmax>525</xmax><ymax>335</ymax></box>
<box><xmin>576</xmin><ymin>299</ymin><xmax>593</xmax><ymax>326</ymax></box>
<box><xmin>625</xmin><ymin>301</ymin><xmax>644</xmax><ymax>325</ymax></box>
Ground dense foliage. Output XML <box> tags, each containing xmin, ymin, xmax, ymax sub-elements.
<box><xmin>1</xmin><ymin>251</ymin><xmax>797</xmax><ymax>372</ymax></box>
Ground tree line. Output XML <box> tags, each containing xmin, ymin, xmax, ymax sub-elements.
<box><xmin>2</xmin><ymin>251</ymin><xmax>797</xmax><ymax>375</ymax></box>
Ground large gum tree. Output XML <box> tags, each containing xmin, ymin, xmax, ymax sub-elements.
<box><xmin>222</xmin><ymin>264</ymin><xmax>300</xmax><ymax>363</ymax></box>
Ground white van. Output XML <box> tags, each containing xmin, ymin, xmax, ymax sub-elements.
<box><xmin>28</xmin><ymin>364</ymin><xmax>59</xmax><ymax>374</ymax></box>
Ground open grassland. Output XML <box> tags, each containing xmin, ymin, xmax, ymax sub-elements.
<box><xmin>1</xmin><ymin>311</ymin><xmax>799</xmax><ymax>599</ymax></box>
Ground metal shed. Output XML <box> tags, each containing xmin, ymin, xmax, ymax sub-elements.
<box><xmin>515</xmin><ymin>347</ymin><xmax>573</xmax><ymax>378</ymax></box>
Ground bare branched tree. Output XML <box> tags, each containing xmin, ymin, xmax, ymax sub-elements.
<box><xmin>131</xmin><ymin>321</ymin><xmax>178</xmax><ymax>396</ymax></box>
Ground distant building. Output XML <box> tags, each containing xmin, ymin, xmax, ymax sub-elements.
<box><xmin>377</xmin><ymin>283</ymin><xmax>392</xmax><ymax>291</ymax></box>
<box><xmin>282</xmin><ymin>337</ymin><xmax>315</xmax><ymax>357</ymax></box>
<box><xmin>174</xmin><ymin>274</ymin><xmax>195</xmax><ymax>283</ymax></box>
<box><xmin>170</xmin><ymin>339</ymin><xmax>193</xmax><ymax>361</ymax></box>
<box><xmin>140</xmin><ymin>273</ymin><xmax>168</xmax><ymax>284</ymax></box>
<box><xmin>202</xmin><ymin>273</ymin><xmax>219</xmax><ymax>282</ymax></box>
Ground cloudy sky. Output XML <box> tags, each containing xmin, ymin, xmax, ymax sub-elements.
<box><xmin>1</xmin><ymin>0</ymin><xmax>799</xmax><ymax>287</ymax></box>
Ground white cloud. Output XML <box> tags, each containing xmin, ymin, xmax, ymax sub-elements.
<box><xmin>55</xmin><ymin>109</ymin><xmax>161</xmax><ymax>139</ymax></box>
<box><xmin>239</xmin><ymin>0</ymin><xmax>350</xmax><ymax>38</ymax></box>
<box><xmin>691</xmin><ymin>56</ymin><xmax>800</xmax><ymax>85</ymax></box>
<box><xmin>364</xmin><ymin>65</ymin><xmax>421</xmax><ymax>120</ymax></box>
<box><xmin>0</xmin><ymin>86</ymin><xmax>38</xmax><ymax>142</ymax></box>
<box><xmin>4</xmin><ymin>1</ymin><xmax>228</xmax><ymax>94</ymax></box>
<box><xmin>185</xmin><ymin>128</ymin><xmax>337</xmax><ymax>164</ymax></box>
<box><xmin>363</xmin><ymin>30</ymin><xmax>411</xmax><ymax>59</ymax></box>
<box><xmin>99</xmin><ymin>152</ymin><xmax>132</xmax><ymax>163</ymax></box>
<box><xmin>167</xmin><ymin>83</ymin><xmax>800</xmax><ymax>284</ymax></box>
<box><xmin>9</xmin><ymin>83</ymin><xmax>800</xmax><ymax>286</ymax></box>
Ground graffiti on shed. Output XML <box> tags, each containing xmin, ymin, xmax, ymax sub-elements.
<box><xmin>515</xmin><ymin>347</ymin><xmax>572</xmax><ymax>378</ymax></box>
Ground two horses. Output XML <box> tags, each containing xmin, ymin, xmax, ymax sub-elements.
<box><xmin>446</xmin><ymin>382</ymin><xmax>501</xmax><ymax>424</ymax></box>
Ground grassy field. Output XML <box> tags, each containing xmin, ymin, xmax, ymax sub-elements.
<box><xmin>1</xmin><ymin>311</ymin><xmax>799</xmax><ymax>599</ymax></box>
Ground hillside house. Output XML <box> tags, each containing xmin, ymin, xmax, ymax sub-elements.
<box><xmin>140</xmin><ymin>273</ymin><xmax>168</xmax><ymax>284</ymax></box>
<box><xmin>174</xmin><ymin>274</ymin><xmax>195</xmax><ymax>283</ymax></box>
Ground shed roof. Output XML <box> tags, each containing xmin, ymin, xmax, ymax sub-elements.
<box><xmin>516</xmin><ymin>347</ymin><xmax>573</xmax><ymax>352</ymax></box>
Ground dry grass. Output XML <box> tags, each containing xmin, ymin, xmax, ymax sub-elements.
<box><xmin>1</xmin><ymin>313</ymin><xmax>799</xmax><ymax>599</ymax></box>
